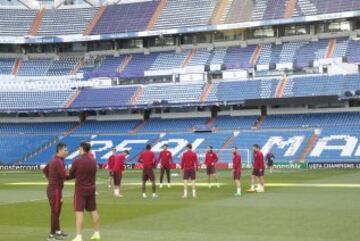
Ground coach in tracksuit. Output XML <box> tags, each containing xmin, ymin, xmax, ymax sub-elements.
<box><xmin>43</xmin><ymin>143</ymin><xmax>68</xmax><ymax>241</ymax></box>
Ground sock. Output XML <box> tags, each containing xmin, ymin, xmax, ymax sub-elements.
<box><xmin>93</xmin><ymin>231</ymin><xmax>100</xmax><ymax>236</ymax></box>
<box><xmin>184</xmin><ymin>189</ymin><xmax>188</xmax><ymax>197</ymax></box>
<box><xmin>114</xmin><ymin>189</ymin><xmax>119</xmax><ymax>196</ymax></box>
<box><xmin>192</xmin><ymin>189</ymin><xmax>196</xmax><ymax>197</ymax></box>
<box><xmin>237</xmin><ymin>188</ymin><xmax>241</xmax><ymax>194</ymax></box>
<box><xmin>251</xmin><ymin>184</ymin><xmax>255</xmax><ymax>190</ymax></box>
<box><xmin>76</xmin><ymin>234</ymin><xmax>82</xmax><ymax>240</ymax></box>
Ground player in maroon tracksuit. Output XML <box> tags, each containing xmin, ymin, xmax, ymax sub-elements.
<box><xmin>232</xmin><ymin>146</ymin><xmax>242</xmax><ymax>196</ymax></box>
<box><xmin>266</xmin><ymin>151</ymin><xmax>275</xmax><ymax>174</ymax></box>
<box><xmin>159</xmin><ymin>144</ymin><xmax>173</xmax><ymax>188</ymax></box>
<box><xmin>181</xmin><ymin>144</ymin><xmax>199</xmax><ymax>198</ymax></box>
<box><xmin>107</xmin><ymin>149</ymin><xmax>116</xmax><ymax>189</ymax></box>
<box><xmin>67</xmin><ymin>142</ymin><xmax>100</xmax><ymax>241</ymax></box>
<box><xmin>248</xmin><ymin>144</ymin><xmax>265</xmax><ymax>193</ymax></box>
<box><xmin>113</xmin><ymin>150</ymin><xmax>129</xmax><ymax>198</ymax></box>
<box><xmin>204</xmin><ymin>146</ymin><xmax>219</xmax><ymax>188</ymax></box>
<box><xmin>138</xmin><ymin>144</ymin><xmax>158</xmax><ymax>198</ymax></box>
<box><xmin>43</xmin><ymin>143</ymin><xmax>68</xmax><ymax>241</ymax></box>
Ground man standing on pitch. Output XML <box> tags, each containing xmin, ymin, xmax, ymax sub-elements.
<box><xmin>43</xmin><ymin>143</ymin><xmax>68</xmax><ymax>241</ymax></box>
<box><xmin>67</xmin><ymin>142</ymin><xmax>100</xmax><ymax>241</ymax></box>
<box><xmin>159</xmin><ymin>144</ymin><xmax>173</xmax><ymax>188</ymax></box>
<box><xmin>107</xmin><ymin>148</ymin><xmax>116</xmax><ymax>189</ymax></box>
<box><xmin>113</xmin><ymin>150</ymin><xmax>129</xmax><ymax>198</ymax></box>
<box><xmin>204</xmin><ymin>146</ymin><xmax>219</xmax><ymax>188</ymax></box>
<box><xmin>138</xmin><ymin>144</ymin><xmax>158</xmax><ymax>198</ymax></box>
<box><xmin>232</xmin><ymin>146</ymin><xmax>242</xmax><ymax>196</ymax></box>
<box><xmin>247</xmin><ymin>144</ymin><xmax>265</xmax><ymax>193</ymax></box>
<box><xmin>266</xmin><ymin>151</ymin><xmax>274</xmax><ymax>174</ymax></box>
<box><xmin>181</xmin><ymin>144</ymin><xmax>199</xmax><ymax>198</ymax></box>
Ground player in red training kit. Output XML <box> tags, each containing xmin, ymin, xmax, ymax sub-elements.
<box><xmin>232</xmin><ymin>146</ymin><xmax>242</xmax><ymax>197</ymax></box>
<box><xmin>204</xmin><ymin>146</ymin><xmax>220</xmax><ymax>188</ymax></box>
<box><xmin>107</xmin><ymin>148</ymin><xmax>116</xmax><ymax>189</ymax></box>
<box><xmin>138</xmin><ymin>144</ymin><xmax>158</xmax><ymax>199</ymax></box>
<box><xmin>181</xmin><ymin>144</ymin><xmax>199</xmax><ymax>198</ymax></box>
<box><xmin>43</xmin><ymin>143</ymin><xmax>68</xmax><ymax>241</ymax></box>
<box><xmin>113</xmin><ymin>150</ymin><xmax>129</xmax><ymax>198</ymax></box>
<box><xmin>67</xmin><ymin>142</ymin><xmax>100</xmax><ymax>241</ymax></box>
<box><xmin>159</xmin><ymin>144</ymin><xmax>174</xmax><ymax>188</ymax></box>
<box><xmin>248</xmin><ymin>144</ymin><xmax>265</xmax><ymax>193</ymax></box>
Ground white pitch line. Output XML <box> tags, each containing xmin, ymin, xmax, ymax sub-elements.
<box><xmin>0</xmin><ymin>185</ymin><xmax>140</xmax><ymax>206</ymax></box>
<box><xmin>4</xmin><ymin>182</ymin><xmax>360</xmax><ymax>188</ymax></box>
<box><xmin>266</xmin><ymin>183</ymin><xmax>360</xmax><ymax>188</ymax></box>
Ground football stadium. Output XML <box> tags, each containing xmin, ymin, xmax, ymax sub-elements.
<box><xmin>0</xmin><ymin>0</ymin><xmax>360</xmax><ymax>240</ymax></box>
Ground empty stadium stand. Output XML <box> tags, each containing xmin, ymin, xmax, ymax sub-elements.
<box><xmin>2</xmin><ymin>111</ymin><xmax>360</xmax><ymax>165</ymax></box>
<box><xmin>1</xmin><ymin>73</ymin><xmax>360</xmax><ymax>110</ymax></box>
<box><xmin>91</xmin><ymin>1</ymin><xmax>159</xmax><ymax>35</ymax></box>
<box><xmin>70</xmin><ymin>87</ymin><xmax>138</xmax><ymax>109</ymax></box>
<box><xmin>213</xmin><ymin>115</ymin><xmax>258</xmax><ymax>130</ymax></box>
<box><xmin>153</xmin><ymin>0</ymin><xmax>218</xmax><ymax>30</ymax></box>
<box><xmin>139</xmin><ymin>117</ymin><xmax>209</xmax><ymax>132</ymax></box>
<box><xmin>261</xmin><ymin>112</ymin><xmax>360</xmax><ymax>129</ymax></box>
<box><xmin>0</xmin><ymin>122</ymin><xmax>75</xmax><ymax>134</ymax></box>
<box><xmin>0</xmin><ymin>37</ymin><xmax>358</xmax><ymax>78</ymax></box>
<box><xmin>0</xmin><ymin>90</ymin><xmax>75</xmax><ymax>110</ymax></box>
<box><xmin>1</xmin><ymin>0</ymin><xmax>360</xmax><ymax>169</ymax></box>
<box><xmin>0</xmin><ymin>8</ymin><xmax>36</xmax><ymax>36</ymax></box>
<box><xmin>135</xmin><ymin>83</ymin><xmax>204</xmax><ymax>105</ymax></box>
<box><xmin>0</xmin><ymin>1</ymin><xmax>359</xmax><ymax>37</ymax></box>
<box><xmin>37</xmin><ymin>7</ymin><xmax>98</xmax><ymax>36</ymax></box>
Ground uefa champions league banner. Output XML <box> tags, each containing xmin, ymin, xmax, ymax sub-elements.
<box><xmin>308</xmin><ymin>163</ymin><xmax>360</xmax><ymax>169</ymax></box>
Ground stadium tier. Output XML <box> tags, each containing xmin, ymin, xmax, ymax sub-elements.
<box><xmin>0</xmin><ymin>1</ymin><xmax>359</xmax><ymax>37</ymax></box>
<box><xmin>1</xmin><ymin>73</ymin><xmax>360</xmax><ymax>111</ymax></box>
<box><xmin>0</xmin><ymin>38</ymin><xmax>358</xmax><ymax>78</ymax></box>
<box><xmin>2</xmin><ymin>112</ymin><xmax>360</xmax><ymax>165</ymax></box>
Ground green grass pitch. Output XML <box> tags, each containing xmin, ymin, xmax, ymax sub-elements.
<box><xmin>0</xmin><ymin>168</ymin><xmax>360</xmax><ymax>241</ymax></box>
